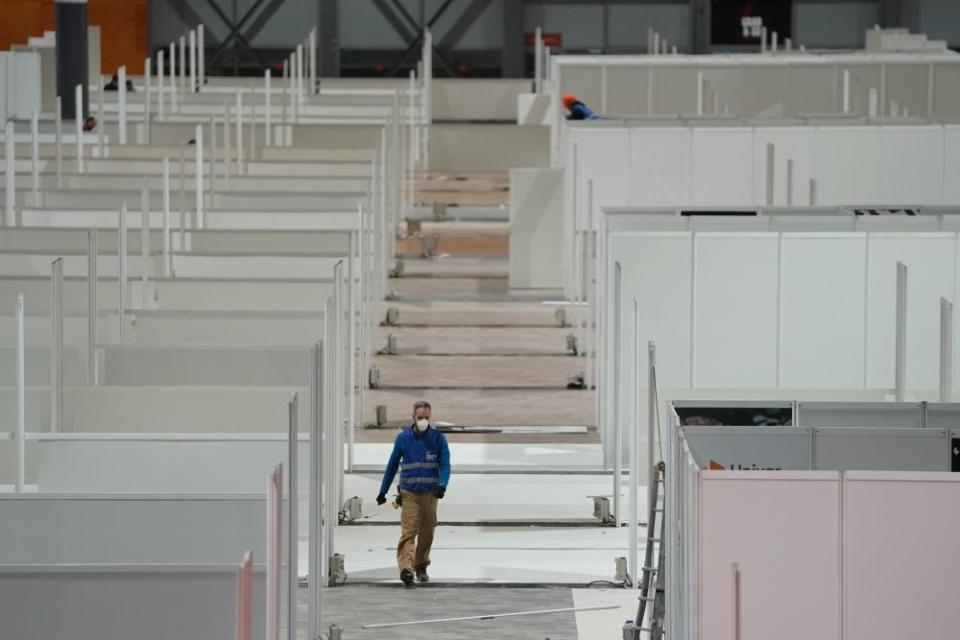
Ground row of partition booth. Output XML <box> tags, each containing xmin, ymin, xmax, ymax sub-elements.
<box><xmin>506</xmin><ymin>32</ymin><xmax>960</xmax><ymax>639</ymax></box>
<box><xmin>0</xmin><ymin>22</ymin><xmax>423</xmax><ymax>640</ymax></box>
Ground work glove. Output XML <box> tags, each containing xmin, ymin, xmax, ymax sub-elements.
<box><xmin>376</xmin><ymin>493</ymin><xmax>386</xmax><ymax>506</ymax></box>
<box><xmin>434</xmin><ymin>487</ymin><xmax>445</xmax><ymax>499</ymax></box>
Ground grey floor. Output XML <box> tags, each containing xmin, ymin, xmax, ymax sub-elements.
<box><xmin>305</xmin><ymin>585</ymin><xmax>579</xmax><ymax>639</ymax></box>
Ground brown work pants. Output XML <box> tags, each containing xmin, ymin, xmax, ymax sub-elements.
<box><xmin>397</xmin><ymin>489</ymin><xmax>438</xmax><ymax>572</ymax></box>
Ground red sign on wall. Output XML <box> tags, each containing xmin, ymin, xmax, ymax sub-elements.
<box><xmin>524</xmin><ymin>32</ymin><xmax>562</xmax><ymax>48</ymax></box>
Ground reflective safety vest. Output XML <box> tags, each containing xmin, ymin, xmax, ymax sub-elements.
<box><xmin>379</xmin><ymin>426</ymin><xmax>451</xmax><ymax>494</ymax></box>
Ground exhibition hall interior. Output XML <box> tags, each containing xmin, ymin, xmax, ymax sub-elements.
<box><xmin>2</xmin><ymin>0</ymin><xmax>960</xmax><ymax>638</ymax></box>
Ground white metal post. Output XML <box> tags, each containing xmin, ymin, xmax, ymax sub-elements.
<box><xmin>941</xmin><ymin>298</ymin><xmax>953</xmax><ymax>402</ymax></box>
<box><xmin>75</xmin><ymin>84</ymin><xmax>85</xmax><ymax>171</ymax></box>
<box><xmin>765</xmin><ymin>143</ymin><xmax>775</xmax><ymax>206</ymax></box>
<box><xmin>55</xmin><ymin>97</ymin><xmax>63</xmax><ymax>187</ymax></box>
<box><xmin>235</xmin><ymin>90</ymin><xmax>243</xmax><ymax>173</ymax></box>
<box><xmin>534</xmin><ymin>27</ymin><xmax>543</xmax><ymax>94</ymax></box>
<box><xmin>309</xmin><ymin>28</ymin><xmax>317</xmax><ymax>94</ymax></box>
<box><xmin>287</xmin><ymin>393</ymin><xmax>298</xmax><ymax>640</ymax></box>
<box><xmin>895</xmin><ymin>262</ymin><xmax>907</xmax><ymax>401</ymax></box>
<box><xmin>50</xmin><ymin>257</ymin><xmax>63</xmax><ymax>432</ymax></box>
<box><xmin>612</xmin><ymin>261</ymin><xmax>623</xmax><ymax>525</ymax></box>
<box><xmin>88</xmin><ymin>229</ymin><xmax>97</xmax><ymax>385</ymax></box>
<box><xmin>842</xmin><ymin>69</ymin><xmax>851</xmax><ymax>114</ymax></box>
<box><xmin>179</xmin><ymin>36</ymin><xmax>186</xmax><ymax>93</ymax></box>
<box><xmin>145</xmin><ymin>57</ymin><xmax>152</xmax><ymax>143</ymax></box>
<box><xmin>265</xmin><ymin>70</ymin><xmax>272</xmax><ymax>147</ymax></box>
<box><xmin>162</xmin><ymin>158</ymin><xmax>171</xmax><ymax>277</ymax></box>
<box><xmin>169</xmin><ymin>42</ymin><xmax>178</xmax><ymax>112</ymax></box>
<box><xmin>868</xmin><ymin>86</ymin><xmax>878</xmax><ymax>118</ymax></box>
<box><xmin>771</xmin><ymin>30</ymin><xmax>778</xmax><ymax>52</ymax></box>
<box><xmin>31</xmin><ymin>109</ymin><xmax>39</xmax><ymax>206</ymax></box>
<box><xmin>118</xmin><ymin>202</ymin><xmax>127</xmax><ymax>344</ymax></box>
<box><xmin>15</xmin><ymin>293</ymin><xmax>26</xmax><ymax>491</ymax></box>
<box><xmin>98</xmin><ymin>75</ymin><xmax>105</xmax><ymax>155</ymax></box>
<box><xmin>652</xmin><ymin>32</ymin><xmax>660</xmax><ymax>55</ymax></box>
<box><xmin>308</xmin><ymin>343</ymin><xmax>323</xmax><ymax>640</ymax></box>
<box><xmin>248</xmin><ymin>101</ymin><xmax>255</xmax><ymax>163</ymax></box>
<box><xmin>195</xmin><ymin>124</ymin><xmax>204</xmax><ymax>228</ymax></box>
<box><xmin>118</xmin><ymin>66</ymin><xmax>127</xmax><ymax>144</ymax></box>
<box><xmin>296</xmin><ymin>44</ymin><xmax>304</xmax><ymax>104</ymax></box>
<box><xmin>189</xmin><ymin>29</ymin><xmax>197</xmax><ymax>92</ymax></box>
<box><xmin>761</xmin><ymin>27</ymin><xmax>767</xmax><ymax>53</ymax></box>
<box><xmin>282</xmin><ymin>59</ymin><xmax>289</xmax><ymax>141</ymax></box>
<box><xmin>786</xmin><ymin>158</ymin><xmax>794</xmax><ymax>206</ymax></box>
<box><xmin>140</xmin><ymin>185</ymin><xmax>150</xmax><ymax>303</ymax></box>
<box><xmin>628</xmin><ymin>299</ymin><xmax>640</xmax><ymax>588</ymax></box>
<box><xmin>696</xmin><ymin>71</ymin><xmax>704</xmax><ymax>116</ymax></box>
<box><xmin>223</xmin><ymin>102</ymin><xmax>231</xmax><ymax>185</ymax></box>
<box><xmin>198</xmin><ymin>24</ymin><xmax>206</xmax><ymax>89</ymax></box>
<box><xmin>209</xmin><ymin>115</ymin><xmax>216</xmax><ymax>200</ymax></box>
<box><xmin>4</xmin><ymin>119</ymin><xmax>14</xmax><ymax>227</ymax></box>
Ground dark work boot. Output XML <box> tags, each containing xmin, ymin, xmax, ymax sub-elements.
<box><xmin>416</xmin><ymin>565</ymin><xmax>430</xmax><ymax>583</ymax></box>
<box><xmin>400</xmin><ymin>568</ymin><xmax>415</xmax><ymax>587</ymax></box>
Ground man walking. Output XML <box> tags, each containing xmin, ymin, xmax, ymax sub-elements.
<box><xmin>376</xmin><ymin>400</ymin><xmax>451</xmax><ymax>587</ymax></box>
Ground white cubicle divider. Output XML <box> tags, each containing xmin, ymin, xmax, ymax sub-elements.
<box><xmin>0</xmin><ymin>493</ymin><xmax>269</xmax><ymax>640</ymax></box>
<box><xmin>549</xmin><ymin>50</ymin><xmax>960</xmax><ymax>165</ymax></box>
<box><xmin>666</xmin><ymin>406</ymin><xmax>960</xmax><ymax>640</ymax></box>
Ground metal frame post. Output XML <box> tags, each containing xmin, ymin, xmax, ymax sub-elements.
<box><xmin>646</xmin><ymin>341</ymin><xmax>656</xmax><ymax>581</ymax></box>
<box><xmin>118</xmin><ymin>202</ymin><xmax>127</xmax><ymax>343</ymax></box>
<box><xmin>162</xmin><ymin>158</ymin><xmax>171</xmax><ymax>276</ymax></box>
<box><xmin>534</xmin><ymin>27</ymin><xmax>543</xmax><ymax>94</ymax></box>
<box><xmin>140</xmin><ymin>184</ymin><xmax>150</xmax><ymax>304</ymax></box>
<box><xmin>97</xmin><ymin>75</ymin><xmax>105</xmax><ymax>155</ymax></box>
<box><xmin>309</xmin><ymin>28</ymin><xmax>317</xmax><ymax>94</ymax></box>
<box><xmin>169</xmin><ymin>42</ymin><xmax>178</xmax><ymax>112</ymax></box>
<box><xmin>287</xmin><ymin>393</ymin><xmax>298</xmax><ymax>640</ymax></box>
<box><xmin>941</xmin><ymin>298</ymin><xmax>953</xmax><ymax>402</ymax></box>
<box><xmin>264</xmin><ymin>70</ymin><xmax>272</xmax><ymax>147</ymax></box>
<box><xmin>842</xmin><ymin>69</ymin><xmax>851</xmax><ymax>114</ymax></box>
<box><xmin>145</xmin><ymin>57</ymin><xmax>152</xmax><ymax>143</ymax></box>
<box><xmin>15</xmin><ymin>293</ymin><xmax>26</xmax><ymax>491</ymax></box>
<box><xmin>296</xmin><ymin>44</ymin><xmax>304</xmax><ymax>104</ymax></box>
<box><xmin>75</xmin><ymin>84</ymin><xmax>85</xmax><ymax>171</ymax></box>
<box><xmin>765</xmin><ymin>143</ymin><xmax>775</xmax><ymax>206</ymax></box>
<box><xmin>118</xmin><ymin>66</ymin><xmax>127</xmax><ymax>144</ymax></box>
<box><xmin>308</xmin><ymin>343</ymin><xmax>323</xmax><ymax>640</ymax></box>
<box><xmin>158</xmin><ymin>49</ymin><xmax>166</xmax><ymax>122</ymax></box>
<box><xmin>235</xmin><ymin>90</ymin><xmax>243</xmax><ymax>173</ymax></box>
<box><xmin>88</xmin><ymin>229</ymin><xmax>98</xmax><ymax>385</ymax></box>
<box><xmin>628</xmin><ymin>299</ymin><xmax>640</xmax><ymax>586</ymax></box>
<box><xmin>4</xmin><ymin>119</ymin><xmax>14</xmax><ymax>227</ymax></box>
<box><xmin>179</xmin><ymin>35</ymin><xmax>186</xmax><ymax>93</ymax></box>
<box><xmin>895</xmin><ymin>261</ymin><xmax>907</xmax><ymax>401</ymax></box>
<box><xmin>55</xmin><ymin>97</ymin><xmax>63</xmax><ymax>187</ymax></box>
<box><xmin>612</xmin><ymin>261</ymin><xmax>623</xmax><ymax>525</ymax></box>
<box><xmin>198</xmin><ymin>24</ymin><xmax>206</xmax><ymax>89</ymax></box>
<box><xmin>50</xmin><ymin>258</ymin><xmax>64</xmax><ymax>432</ymax></box>
<box><xmin>223</xmin><ymin>102</ymin><xmax>231</xmax><ymax>185</ymax></box>
<box><xmin>189</xmin><ymin>29</ymin><xmax>197</xmax><ymax>92</ymax></box>
<box><xmin>195</xmin><ymin>124</ymin><xmax>204</xmax><ymax>228</ymax></box>
<box><xmin>786</xmin><ymin>158</ymin><xmax>794</xmax><ymax>206</ymax></box>
<box><xmin>209</xmin><ymin>115</ymin><xmax>216</xmax><ymax>201</ymax></box>
<box><xmin>31</xmin><ymin>109</ymin><xmax>39</xmax><ymax>207</ymax></box>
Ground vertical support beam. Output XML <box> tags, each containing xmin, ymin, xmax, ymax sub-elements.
<box><xmin>868</xmin><ymin>87</ymin><xmax>878</xmax><ymax>118</ymax></box>
<box><xmin>87</xmin><ymin>229</ymin><xmax>97</xmax><ymax>385</ymax></box>
<box><xmin>842</xmin><ymin>69</ymin><xmax>851</xmax><ymax>114</ymax></box>
<box><xmin>765</xmin><ymin>143</ymin><xmax>775</xmax><ymax>207</ymax></box>
<box><xmin>158</xmin><ymin>49</ymin><xmax>166</xmax><ymax>121</ymax></box>
<box><xmin>265</xmin><ymin>70</ymin><xmax>272</xmax><ymax>147</ymax></box>
<box><xmin>189</xmin><ymin>29</ymin><xmax>197</xmax><ymax>92</ymax></box>
<box><xmin>266</xmin><ymin>464</ymin><xmax>282</xmax><ymax>640</ymax></box>
<box><xmin>761</xmin><ymin>26</ymin><xmax>768</xmax><ymax>53</ymax></box>
<box><xmin>15</xmin><ymin>293</ymin><xmax>26</xmax><ymax>491</ymax></box>
<box><xmin>501</xmin><ymin>0</ymin><xmax>524</xmax><ymax>77</ymax></box>
<box><xmin>170</xmin><ymin>42</ymin><xmax>179</xmax><ymax>113</ymax></box>
<box><xmin>209</xmin><ymin>116</ymin><xmax>216</xmax><ymax>201</ymax></box>
<box><xmin>646</xmin><ymin>341</ymin><xmax>657</xmax><ymax>582</ymax></box>
<box><xmin>56</xmin><ymin>97</ymin><xmax>63</xmax><ymax>188</ymax></box>
<box><xmin>652</xmin><ymin>32</ymin><xmax>660</xmax><ymax>56</ymax></box>
<box><xmin>162</xmin><ymin>158</ymin><xmax>171</xmax><ymax>277</ymax></box>
<box><xmin>97</xmin><ymin>74</ymin><xmax>105</xmax><ymax>155</ymax></box>
<box><xmin>296</xmin><ymin>44</ymin><xmax>305</xmax><ymax>104</ymax></box>
<box><xmin>118</xmin><ymin>202</ymin><xmax>127</xmax><ymax>344</ymax></box>
<box><xmin>31</xmin><ymin>110</ymin><xmax>39</xmax><ymax>206</ymax></box>
<box><xmin>308</xmin><ymin>343</ymin><xmax>323</xmax><ymax>640</ymax></box>
<box><xmin>534</xmin><ymin>27</ymin><xmax>543</xmax><ymax>93</ymax></box>
<box><xmin>248</xmin><ymin>101</ymin><xmax>255</xmax><ymax>163</ymax></box>
<box><xmin>118</xmin><ymin>66</ymin><xmax>127</xmax><ymax>144</ymax></box>
<box><xmin>628</xmin><ymin>299</ymin><xmax>640</xmax><ymax>588</ymax></box>
<box><xmin>198</xmin><ymin>24</ymin><xmax>206</xmax><ymax>89</ymax></box>
<box><xmin>786</xmin><ymin>158</ymin><xmax>794</xmax><ymax>206</ymax></box>
<box><xmin>771</xmin><ymin>31</ymin><xmax>778</xmax><ymax>52</ymax></box>
<box><xmin>4</xmin><ymin>119</ymin><xmax>14</xmax><ymax>227</ymax></box>
<box><xmin>75</xmin><ymin>84</ymin><xmax>85</xmax><ymax>172</ymax></box>
<box><xmin>144</xmin><ymin>58</ymin><xmax>152</xmax><ymax>143</ymax></box>
<box><xmin>178</xmin><ymin>144</ymin><xmax>186</xmax><ymax>242</ymax></box>
<box><xmin>309</xmin><ymin>28</ymin><xmax>317</xmax><ymax>94</ymax></box>
<box><xmin>55</xmin><ymin>0</ymin><xmax>89</xmax><ymax>120</ymax></box>
<box><xmin>195</xmin><ymin>124</ymin><xmax>204</xmax><ymax>228</ymax></box>
<box><xmin>50</xmin><ymin>257</ymin><xmax>64</xmax><ymax>432</ymax></box>
<box><xmin>235</xmin><ymin>90</ymin><xmax>243</xmax><ymax>173</ymax></box>
<box><xmin>895</xmin><ymin>261</ymin><xmax>907</xmax><ymax>401</ymax></box>
<box><xmin>696</xmin><ymin>71</ymin><xmax>705</xmax><ymax>115</ymax></box>
<box><xmin>179</xmin><ymin>36</ymin><xmax>186</xmax><ymax>93</ymax></box>
<box><xmin>612</xmin><ymin>261</ymin><xmax>623</xmax><ymax>525</ymax></box>
<box><xmin>140</xmin><ymin>184</ymin><xmax>150</xmax><ymax>303</ymax></box>
<box><xmin>287</xmin><ymin>393</ymin><xmax>298</xmax><ymax>640</ymax></box>
<box><xmin>223</xmin><ymin>102</ymin><xmax>231</xmax><ymax>185</ymax></box>
<box><xmin>941</xmin><ymin>298</ymin><xmax>953</xmax><ymax>402</ymax></box>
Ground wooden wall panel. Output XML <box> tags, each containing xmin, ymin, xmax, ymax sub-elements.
<box><xmin>0</xmin><ymin>0</ymin><xmax>147</xmax><ymax>74</ymax></box>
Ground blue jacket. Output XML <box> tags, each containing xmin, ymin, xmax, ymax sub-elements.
<box><xmin>567</xmin><ymin>101</ymin><xmax>599</xmax><ymax>121</ymax></box>
<box><xmin>379</xmin><ymin>426</ymin><xmax>451</xmax><ymax>495</ymax></box>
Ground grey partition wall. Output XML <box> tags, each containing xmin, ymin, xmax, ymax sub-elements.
<box><xmin>682</xmin><ymin>426</ymin><xmax>812</xmax><ymax>471</ymax></box>
<box><xmin>812</xmin><ymin>428</ymin><xmax>950</xmax><ymax>472</ymax></box>
<box><xmin>797</xmin><ymin>402</ymin><xmax>924</xmax><ymax>428</ymax></box>
<box><xmin>924</xmin><ymin>403</ymin><xmax>960</xmax><ymax>429</ymax></box>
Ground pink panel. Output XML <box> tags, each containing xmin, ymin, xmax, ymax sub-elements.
<box><xmin>698</xmin><ymin>471</ymin><xmax>841</xmax><ymax>640</ymax></box>
<box><xmin>844</xmin><ymin>472</ymin><xmax>960</xmax><ymax>640</ymax></box>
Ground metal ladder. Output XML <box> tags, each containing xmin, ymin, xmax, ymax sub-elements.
<box><xmin>625</xmin><ymin>461</ymin><xmax>666</xmax><ymax>640</ymax></box>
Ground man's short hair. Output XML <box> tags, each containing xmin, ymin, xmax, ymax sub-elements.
<box><xmin>413</xmin><ymin>400</ymin><xmax>432</xmax><ymax>414</ymax></box>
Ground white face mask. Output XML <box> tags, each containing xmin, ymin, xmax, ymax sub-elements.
<box><xmin>415</xmin><ymin>419</ymin><xmax>429</xmax><ymax>432</ymax></box>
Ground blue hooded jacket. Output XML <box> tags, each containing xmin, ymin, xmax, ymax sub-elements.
<box><xmin>379</xmin><ymin>425</ymin><xmax>451</xmax><ymax>495</ymax></box>
<box><xmin>567</xmin><ymin>101</ymin><xmax>599</xmax><ymax>121</ymax></box>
